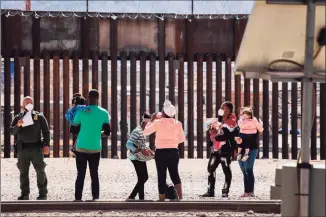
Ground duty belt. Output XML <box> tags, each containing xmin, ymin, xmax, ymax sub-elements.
<box><xmin>18</xmin><ymin>142</ymin><xmax>42</xmax><ymax>149</ymax></box>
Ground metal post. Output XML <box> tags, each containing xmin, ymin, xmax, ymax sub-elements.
<box><xmin>0</xmin><ymin>0</ymin><xmax>2</xmax><ymax>213</ymax></box>
<box><xmin>299</xmin><ymin>0</ymin><xmax>315</xmax><ymax>216</ymax></box>
<box><xmin>0</xmin><ymin>0</ymin><xmax>2</xmax><ymax>151</ymax></box>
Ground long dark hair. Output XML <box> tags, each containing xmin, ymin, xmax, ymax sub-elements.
<box><xmin>222</xmin><ymin>101</ymin><xmax>233</xmax><ymax>113</ymax></box>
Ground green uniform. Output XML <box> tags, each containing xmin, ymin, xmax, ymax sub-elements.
<box><xmin>9</xmin><ymin>110</ymin><xmax>50</xmax><ymax>200</ymax></box>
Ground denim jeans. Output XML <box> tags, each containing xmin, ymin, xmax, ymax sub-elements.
<box><xmin>238</xmin><ymin>149</ymin><xmax>258</xmax><ymax>193</ymax></box>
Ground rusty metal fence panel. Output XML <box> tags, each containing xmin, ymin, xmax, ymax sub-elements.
<box><xmin>1</xmin><ymin>51</ymin><xmax>324</xmax><ymax>160</ymax></box>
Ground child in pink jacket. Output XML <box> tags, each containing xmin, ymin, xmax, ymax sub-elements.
<box><xmin>235</xmin><ymin>107</ymin><xmax>263</xmax><ymax>161</ymax></box>
<box><xmin>205</xmin><ymin>118</ymin><xmax>224</xmax><ymax>151</ymax></box>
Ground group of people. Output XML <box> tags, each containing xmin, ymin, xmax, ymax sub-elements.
<box><xmin>9</xmin><ymin>88</ymin><xmax>263</xmax><ymax>201</ymax></box>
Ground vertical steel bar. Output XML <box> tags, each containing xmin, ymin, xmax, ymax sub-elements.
<box><xmin>3</xmin><ymin>55</ymin><xmax>11</xmax><ymax>158</ymax></box>
<box><xmin>291</xmin><ymin>83</ymin><xmax>298</xmax><ymax>159</ymax></box>
<box><xmin>186</xmin><ymin>19</ymin><xmax>194</xmax><ymax>159</ymax></box>
<box><xmin>272</xmin><ymin>83</ymin><xmax>279</xmax><ymax>159</ymax></box>
<box><xmin>282</xmin><ymin>82</ymin><xmax>289</xmax><ymax>159</ymax></box>
<box><xmin>206</xmin><ymin>53</ymin><xmax>213</xmax><ymax>158</ymax></box>
<box><xmin>158</xmin><ymin>19</ymin><xmax>166</xmax><ymax>107</ymax></box>
<box><xmin>234</xmin><ymin>74</ymin><xmax>241</xmax><ymax>117</ymax></box>
<box><xmin>310</xmin><ymin>84</ymin><xmax>317</xmax><ymax>160</ymax></box>
<box><xmin>149</xmin><ymin>52</ymin><xmax>156</xmax><ymax>150</ymax></box>
<box><xmin>110</xmin><ymin>19</ymin><xmax>118</xmax><ymax>158</ymax></box>
<box><xmin>71</xmin><ymin>51</ymin><xmax>79</xmax><ymax>147</ymax></box>
<box><xmin>263</xmin><ymin>80</ymin><xmax>270</xmax><ymax>159</ymax></box>
<box><xmin>320</xmin><ymin>83</ymin><xmax>326</xmax><ymax>160</ymax></box>
<box><xmin>72</xmin><ymin>51</ymin><xmax>80</xmax><ymax>94</ymax></box>
<box><xmin>253</xmin><ymin>78</ymin><xmax>260</xmax><ymax>158</ymax></box>
<box><xmin>168</xmin><ymin>53</ymin><xmax>176</xmax><ymax>105</ymax></box>
<box><xmin>215</xmin><ymin>53</ymin><xmax>222</xmax><ymax>115</ymax></box>
<box><xmin>196</xmin><ymin>53</ymin><xmax>204</xmax><ymax>159</ymax></box>
<box><xmin>178</xmin><ymin>54</ymin><xmax>185</xmax><ymax>158</ymax></box>
<box><xmin>101</xmin><ymin>52</ymin><xmax>109</xmax><ymax>158</ymax></box>
<box><xmin>81</xmin><ymin>18</ymin><xmax>90</xmax><ymax>97</ymax></box>
<box><xmin>92</xmin><ymin>51</ymin><xmax>98</xmax><ymax>90</ymax></box>
<box><xmin>42</xmin><ymin>50</ymin><xmax>50</xmax><ymax>131</ymax></box>
<box><xmin>225</xmin><ymin>54</ymin><xmax>232</xmax><ymax>102</ymax></box>
<box><xmin>24</xmin><ymin>51</ymin><xmax>31</xmax><ymax>97</ymax></box>
<box><xmin>139</xmin><ymin>51</ymin><xmax>147</xmax><ymax>120</ymax></box>
<box><xmin>120</xmin><ymin>51</ymin><xmax>128</xmax><ymax>159</ymax></box>
<box><xmin>52</xmin><ymin>52</ymin><xmax>60</xmax><ymax>158</ymax></box>
<box><xmin>14</xmin><ymin>51</ymin><xmax>21</xmax><ymax>158</ymax></box>
<box><xmin>32</xmin><ymin>17</ymin><xmax>40</xmax><ymax>112</ymax></box>
<box><xmin>14</xmin><ymin>50</ymin><xmax>21</xmax><ymax>116</ymax></box>
<box><xmin>62</xmin><ymin>51</ymin><xmax>70</xmax><ymax>158</ymax></box>
<box><xmin>244</xmin><ymin>78</ymin><xmax>251</xmax><ymax>106</ymax></box>
<box><xmin>130</xmin><ymin>53</ymin><xmax>137</xmax><ymax>132</ymax></box>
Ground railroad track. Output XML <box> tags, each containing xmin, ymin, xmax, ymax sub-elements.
<box><xmin>1</xmin><ymin>200</ymin><xmax>281</xmax><ymax>213</ymax></box>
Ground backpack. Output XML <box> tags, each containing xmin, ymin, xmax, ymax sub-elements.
<box><xmin>165</xmin><ymin>184</ymin><xmax>178</xmax><ymax>200</ymax></box>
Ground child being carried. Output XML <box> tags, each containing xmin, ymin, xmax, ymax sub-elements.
<box><xmin>65</xmin><ymin>93</ymin><xmax>90</xmax><ymax>125</ymax></box>
<box><xmin>205</xmin><ymin>118</ymin><xmax>224</xmax><ymax>152</ymax></box>
<box><xmin>65</xmin><ymin>93</ymin><xmax>90</xmax><ymax>155</ymax></box>
<box><xmin>235</xmin><ymin>107</ymin><xmax>263</xmax><ymax>161</ymax></box>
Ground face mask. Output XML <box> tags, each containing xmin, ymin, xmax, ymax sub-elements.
<box><xmin>25</xmin><ymin>103</ymin><xmax>34</xmax><ymax>111</ymax></box>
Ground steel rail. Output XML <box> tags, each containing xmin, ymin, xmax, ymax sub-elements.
<box><xmin>1</xmin><ymin>200</ymin><xmax>281</xmax><ymax>214</ymax></box>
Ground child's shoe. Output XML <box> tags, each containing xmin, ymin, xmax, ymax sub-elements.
<box><xmin>242</xmin><ymin>154</ymin><xmax>249</xmax><ymax>161</ymax></box>
<box><xmin>237</xmin><ymin>153</ymin><xmax>242</xmax><ymax>161</ymax></box>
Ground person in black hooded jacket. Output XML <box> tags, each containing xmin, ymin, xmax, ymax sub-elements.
<box><xmin>201</xmin><ymin>101</ymin><xmax>239</xmax><ymax>198</ymax></box>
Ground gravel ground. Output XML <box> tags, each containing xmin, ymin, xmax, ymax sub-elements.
<box><xmin>1</xmin><ymin>211</ymin><xmax>280</xmax><ymax>217</ymax></box>
<box><xmin>0</xmin><ymin>158</ymin><xmax>300</xmax><ymax>201</ymax></box>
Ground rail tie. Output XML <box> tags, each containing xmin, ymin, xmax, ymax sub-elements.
<box><xmin>1</xmin><ymin>200</ymin><xmax>281</xmax><ymax>214</ymax></box>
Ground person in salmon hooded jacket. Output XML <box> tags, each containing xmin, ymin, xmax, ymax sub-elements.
<box><xmin>201</xmin><ymin>101</ymin><xmax>239</xmax><ymax>198</ymax></box>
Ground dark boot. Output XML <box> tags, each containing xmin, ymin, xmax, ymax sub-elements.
<box><xmin>17</xmin><ymin>195</ymin><xmax>29</xmax><ymax>200</ymax></box>
<box><xmin>201</xmin><ymin>173</ymin><xmax>215</xmax><ymax>197</ymax></box>
<box><xmin>201</xmin><ymin>188</ymin><xmax>215</xmax><ymax>197</ymax></box>
<box><xmin>222</xmin><ymin>184</ymin><xmax>229</xmax><ymax>198</ymax></box>
<box><xmin>37</xmin><ymin>195</ymin><xmax>47</xmax><ymax>200</ymax></box>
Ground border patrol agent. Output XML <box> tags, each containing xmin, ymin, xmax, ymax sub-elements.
<box><xmin>9</xmin><ymin>96</ymin><xmax>50</xmax><ymax>200</ymax></box>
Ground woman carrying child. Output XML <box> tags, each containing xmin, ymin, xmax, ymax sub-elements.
<box><xmin>235</xmin><ymin>107</ymin><xmax>263</xmax><ymax>197</ymax></box>
<box><xmin>201</xmin><ymin>101</ymin><xmax>239</xmax><ymax>198</ymax></box>
<box><xmin>125</xmin><ymin>113</ymin><xmax>154</xmax><ymax>200</ymax></box>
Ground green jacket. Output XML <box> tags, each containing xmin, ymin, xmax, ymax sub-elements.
<box><xmin>9</xmin><ymin>111</ymin><xmax>50</xmax><ymax>146</ymax></box>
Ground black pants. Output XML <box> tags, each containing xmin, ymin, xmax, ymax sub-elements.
<box><xmin>75</xmin><ymin>151</ymin><xmax>100</xmax><ymax>200</ymax></box>
<box><xmin>155</xmin><ymin>148</ymin><xmax>181</xmax><ymax>194</ymax></box>
<box><xmin>129</xmin><ymin>160</ymin><xmax>148</xmax><ymax>199</ymax></box>
<box><xmin>207</xmin><ymin>150</ymin><xmax>232</xmax><ymax>195</ymax></box>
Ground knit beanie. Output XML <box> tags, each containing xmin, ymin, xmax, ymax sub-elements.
<box><xmin>163</xmin><ymin>100</ymin><xmax>176</xmax><ymax>117</ymax></box>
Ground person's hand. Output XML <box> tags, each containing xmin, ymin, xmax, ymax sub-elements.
<box><xmin>17</xmin><ymin>120</ymin><xmax>24</xmax><ymax>127</ymax></box>
<box><xmin>210</xmin><ymin>135</ymin><xmax>217</xmax><ymax>143</ymax></box>
<box><xmin>140</xmin><ymin>149</ymin><xmax>152</xmax><ymax>156</ymax></box>
<box><xmin>43</xmin><ymin>146</ymin><xmax>50</xmax><ymax>155</ymax></box>
<box><xmin>235</xmin><ymin>137</ymin><xmax>242</xmax><ymax>144</ymax></box>
<box><xmin>209</xmin><ymin>129</ymin><xmax>218</xmax><ymax>137</ymax></box>
<box><xmin>218</xmin><ymin>109</ymin><xmax>224</xmax><ymax>116</ymax></box>
<box><xmin>151</xmin><ymin>112</ymin><xmax>161</xmax><ymax>121</ymax></box>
